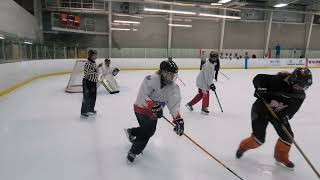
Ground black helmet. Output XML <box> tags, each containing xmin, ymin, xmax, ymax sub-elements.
<box><xmin>209</xmin><ymin>51</ymin><xmax>219</xmax><ymax>59</ymax></box>
<box><xmin>160</xmin><ymin>60</ymin><xmax>178</xmax><ymax>73</ymax></box>
<box><xmin>209</xmin><ymin>51</ymin><xmax>218</xmax><ymax>63</ymax></box>
<box><xmin>289</xmin><ymin>68</ymin><xmax>312</xmax><ymax>90</ymax></box>
<box><xmin>88</xmin><ymin>49</ymin><xmax>97</xmax><ymax>58</ymax></box>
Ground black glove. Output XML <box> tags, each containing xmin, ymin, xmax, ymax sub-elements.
<box><xmin>173</xmin><ymin>118</ymin><xmax>184</xmax><ymax>136</ymax></box>
<box><xmin>98</xmin><ymin>63</ymin><xmax>103</xmax><ymax>68</ymax></box>
<box><xmin>210</xmin><ymin>83</ymin><xmax>216</xmax><ymax>91</ymax></box>
<box><xmin>254</xmin><ymin>87</ymin><xmax>268</xmax><ymax>98</ymax></box>
<box><xmin>151</xmin><ymin>103</ymin><xmax>163</xmax><ymax>119</ymax></box>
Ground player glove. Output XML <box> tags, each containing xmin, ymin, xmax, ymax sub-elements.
<box><xmin>254</xmin><ymin>87</ymin><xmax>269</xmax><ymax>98</ymax></box>
<box><xmin>210</xmin><ymin>83</ymin><xmax>216</xmax><ymax>91</ymax></box>
<box><xmin>151</xmin><ymin>103</ymin><xmax>163</xmax><ymax>119</ymax></box>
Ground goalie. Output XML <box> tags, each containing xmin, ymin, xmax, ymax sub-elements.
<box><xmin>98</xmin><ymin>58</ymin><xmax>120</xmax><ymax>94</ymax></box>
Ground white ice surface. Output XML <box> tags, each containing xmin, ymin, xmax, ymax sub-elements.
<box><xmin>0</xmin><ymin>69</ymin><xmax>319</xmax><ymax>180</ymax></box>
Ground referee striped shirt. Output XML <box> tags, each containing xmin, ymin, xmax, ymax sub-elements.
<box><xmin>84</xmin><ymin>60</ymin><xmax>98</xmax><ymax>82</ymax></box>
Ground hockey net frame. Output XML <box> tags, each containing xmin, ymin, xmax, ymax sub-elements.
<box><xmin>65</xmin><ymin>60</ymin><xmax>87</xmax><ymax>93</ymax></box>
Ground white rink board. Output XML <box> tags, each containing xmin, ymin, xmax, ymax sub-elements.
<box><xmin>0</xmin><ymin>58</ymin><xmax>313</xmax><ymax>93</ymax></box>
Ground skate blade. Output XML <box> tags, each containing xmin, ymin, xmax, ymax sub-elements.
<box><xmin>80</xmin><ymin>114</ymin><xmax>89</xmax><ymax>119</ymax></box>
<box><xmin>124</xmin><ymin>128</ymin><xmax>134</xmax><ymax>143</ymax></box>
<box><xmin>275</xmin><ymin>161</ymin><xmax>294</xmax><ymax>171</ymax></box>
<box><xmin>201</xmin><ymin>111</ymin><xmax>209</xmax><ymax>115</ymax></box>
<box><xmin>126</xmin><ymin>159</ymin><xmax>134</xmax><ymax>165</ymax></box>
<box><xmin>87</xmin><ymin>112</ymin><xmax>97</xmax><ymax>115</ymax></box>
<box><xmin>185</xmin><ymin>104</ymin><xmax>193</xmax><ymax>112</ymax></box>
<box><xmin>124</xmin><ymin>129</ymin><xmax>129</xmax><ymax>141</ymax></box>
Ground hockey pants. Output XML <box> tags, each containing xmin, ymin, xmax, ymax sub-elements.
<box><xmin>129</xmin><ymin>113</ymin><xmax>157</xmax><ymax>155</ymax></box>
<box><xmin>238</xmin><ymin>100</ymin><xmax>294</xmax><ymax>161</ymax></box>
<box><xmin>189</xmin><ymin>88</ymin><xmax>209</xmax><ymax>109</ymax></box>
<box><xmin>250</xmin><ymin>101</ymin><xmax>294</xmax><ymax>144</ymax></box>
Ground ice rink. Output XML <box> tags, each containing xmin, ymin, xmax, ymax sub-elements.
<box><xmin>0</xmin><ymin>68</ymin><xmax>319</xmax><ymax>180</ymax></box>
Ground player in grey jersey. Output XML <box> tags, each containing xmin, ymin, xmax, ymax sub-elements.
<box><xmin>186</xmin><ymin>51</ymin><xmax>218</xmax><ymax>115</ymax></box>
<box><xmin>124</xmin><ymin>60</ymin><xmax>184</xmax><ymax>163</ymax></box>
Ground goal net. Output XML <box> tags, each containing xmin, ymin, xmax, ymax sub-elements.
<box><xmin>65</xmin><ymin>60</ymin><xmax>86</xmax><ymax>93</ymax></box>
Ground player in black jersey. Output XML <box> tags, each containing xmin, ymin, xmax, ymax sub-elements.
<box><xmin>236</xmin><ymin>68</ymin><xmax>312</xmax><ymax>170</ymax></box>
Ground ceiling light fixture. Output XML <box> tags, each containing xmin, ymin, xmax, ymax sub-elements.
<box><xmin>24</xmin><ymin>41</ymin><xmax>32</xmax><ymax>45</ymax></box>
<box><xmin>211</xmin><ymin>3</ymin><xmax>223</xmax><ymax>6</ymax></box>
<box><xmin>111</xmin><ymin>28</ymin><xmax>131</xmax><ymax>31</ymax></box>
<box><xmin>274</xmin><ymin>3</ymin><xmax>288</xmax><ymax>8</ymax></box>
<box><xmin>0</xmin><ymin>36</ymin><xmax>4</xmax><ymax>39</ymax></box>
<box><xmin>113</xmin><ymin>13</ymin><xmax>144</xmax><ymax>19</ymax></box>
<box><xmin>112</xmin><ymin>22</ymin><xmax>131</xmax><ymax>26</ymax></box>
<box><xmin>114</xmin><ymin>20</ymin><xmax>140</xmax><ymax>24</ymax></box>
<box><xmin>199</xmin><ymin>13</ymin><xmax>241</xmax><ymax>20</ymax></box>
<box><xmin>144</xmin><ymin>7</ymin><xmax>196</xmax><ymax>15</ymax></box>
<box><xmin>168</xmin><ymin>23</ymin><xmax>192</xmax><ymax>27</ymax></box>
<box><xmin>165</xmin><ymin>18</ymin><xmax>192</xmax><ymax>22</ymax></box>
<box><xmin>218</xmin><ymin>0</ymin><xmax>232</xmax><ymax>3</ymax></box>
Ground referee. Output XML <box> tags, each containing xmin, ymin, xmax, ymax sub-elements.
<box><xmin>81</xmin><ymin>50</ymin><xmax>99</xmax><ymax>118</ymax></box>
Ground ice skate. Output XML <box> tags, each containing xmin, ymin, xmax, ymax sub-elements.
<box><xmin>201</xmin><ymin>108</ymin><xmax>209</xmax><ymax>115</ymax></box>
<box><xmin>124</xmin><ymin>128</ymin><xmax>136</xmax><ymax>143</ymax></box>
<box><xmin>185</xmin><ymin>103</ymin><xmax>193</xmax><ymax>111</ymax></box>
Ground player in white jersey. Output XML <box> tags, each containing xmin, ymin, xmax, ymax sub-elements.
<box><xmin>124</xmin><ymin>60</ymin><xmax>184</xmax><ymax>163</ymax></box>
<box><xmin>185</xmin><ymin>51</ymin><xmax>217</xmax><ymax>115</ymax></box>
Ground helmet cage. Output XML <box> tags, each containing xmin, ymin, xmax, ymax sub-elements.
<box><xmin>289</xmin><ymin>68</ymin><xmax>312</xmax><ymax>90</ymax></box>
<box><xmin>161</xmin><ymin>70</ymin><xmax>178</xmax><ymax>84</ymax></box>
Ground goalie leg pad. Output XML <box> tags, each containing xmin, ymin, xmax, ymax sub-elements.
<box><xmin>100</xmin><ymin>74</ymin><xmax>120</xmax><ymax>94</ymax></box>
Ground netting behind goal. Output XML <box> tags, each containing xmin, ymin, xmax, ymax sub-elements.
<box><xmin>65</xmin><ymin>60</ymin><xmax>86</xmax><ymax>93</ymax></box>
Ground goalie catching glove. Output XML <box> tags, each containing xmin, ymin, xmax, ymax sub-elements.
<box><xmin>112</xmin><ymin>68</ymin><xmax>120</xmax><ymax>76</ymax></box>
<box><xmin>173</xmin><ymin>118</ymin><xmax>184</xmax><ymax>136</ymax></box>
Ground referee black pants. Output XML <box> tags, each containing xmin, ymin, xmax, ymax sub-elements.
<box><xmin>81</xmin><ymin>78</ymin><xmax>97</xmax><ymax>114</ymax></box>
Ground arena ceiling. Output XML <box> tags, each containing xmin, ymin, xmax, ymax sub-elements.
<box><xmin>110</xmin><ymin>0</ymin><xmax>320</xmax><ymax>13</ymax></box>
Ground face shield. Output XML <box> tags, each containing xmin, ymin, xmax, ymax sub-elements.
<box><xmin>292</xmin><ymin>80</ymin><xmax>312</xmax><ymax>91</ymax></box>
<box><xmin>92</xmin><ymin>54</ymin><xmax>97</xmax><ymax>61</ymax></box>
<box><xmin>289</xmin><ymin>68</ymin><xmax>312</xmax><ymax>91</ymax></box>
<box><xmin>161</xmin><ymin>71</ymin><xmax>178</xmax><ymax>84</ymax></box>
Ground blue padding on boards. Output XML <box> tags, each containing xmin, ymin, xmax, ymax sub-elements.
<box><xmin>244</xmin><ymin>58</ymin><xmax>248</xmax><ymax>69</ymax></box>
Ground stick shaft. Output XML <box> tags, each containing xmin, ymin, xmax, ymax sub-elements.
<box><xmin>214</xmin><ymin>91</ymin><xmax>223</xmax><ymax>112</ymax></box>
<box><xmin>261</xmin><ymin>98</ymin><xmax>320</xmax><ymax>179</ymax></box>
<box><xmin>220</xmin><ymin>71</ymin><xmax>230</xmax><ymax>80</ymax></box>
<box><xmin>163</xmin><ymin>116</ymin><xmax>244</xmax><ymax>180</ymax></box>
